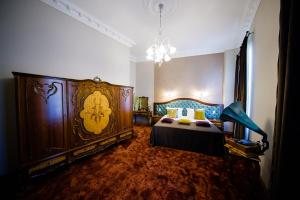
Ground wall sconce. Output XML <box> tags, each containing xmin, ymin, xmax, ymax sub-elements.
<box><xmin>202</xmin><ymin>91</ymin><xmax>209</xmax><ymax>98</ymax></box>
<box><xmin>164</xmin><ymin>91</ymin><xmax>176</xmax><ymax>99</ymax></box>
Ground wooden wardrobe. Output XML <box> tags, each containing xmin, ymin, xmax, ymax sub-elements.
<box><xmin>13</xmin><ymin>72</ymin><xmax>133</xmax><ymax>176</ymax></box>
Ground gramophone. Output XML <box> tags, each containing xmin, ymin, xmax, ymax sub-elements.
<box><xmin>220</xmin><ymin>102</ymin><xmax>269</xmax><ymax>154</ymax></box>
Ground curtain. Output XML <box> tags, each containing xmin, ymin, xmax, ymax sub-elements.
<box><xmin>233</xmin><ymin>32</ymin><xmax>250</xmax><ymax>139</ymax></box>
<box><xmin>270</xmin><ymin>0</ymin><xmax>299</xmax><ymax>199</ymax></box>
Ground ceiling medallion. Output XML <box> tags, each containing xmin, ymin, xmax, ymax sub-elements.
<box><xmin>143</xmin><ymin>0</ymin><xmax>178</xmax><ymax>17</ymax></box>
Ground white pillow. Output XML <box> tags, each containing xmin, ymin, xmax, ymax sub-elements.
<box><xmin>175</xmin><ymin>108</ymin><xmax>183</xmax><ymax>118</ymax></box>
<box><xmin>186</xmin><ymin>108</ymin><xmax>195</xmax><ymax>120</ymax></box>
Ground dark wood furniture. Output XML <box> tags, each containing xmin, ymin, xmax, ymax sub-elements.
<box><xmin>151</xmin><ymin>115</ymin><xmax>162</xmax><ymax>125</ymax></box>
<box><xmin>133</xmin><ymin>96</ymin><xmax>152</xmax><ymax>125</ymax></box>
<box><xmin>133</xmin><ymin>110</ymin><xmax>152</xmax><ymax>125</ymax></box>
<box><xmin>13</xmin><ymin>72</ymin><xmax>133</xmax><ymax>177</ymax></box>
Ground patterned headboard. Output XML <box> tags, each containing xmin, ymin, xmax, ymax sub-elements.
<box><xmin>153</xmin><ymin>98</ymin><xmax>224</xmax><ymax>119</ymax></box>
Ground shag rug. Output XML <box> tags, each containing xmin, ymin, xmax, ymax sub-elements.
<box><xmin>16</xmin><ymin>126</ymin><xmax>267</xmax><ymax>200</ymax></box>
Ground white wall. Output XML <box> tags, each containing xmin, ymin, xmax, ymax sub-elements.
<box><xmin>0</xmin><ymin>0</ymin><xmax>131</xmax><ymax>84</ymax></box>
<box><xmin>135</xmin><ymin>62</ymin><xmax>155</xmax><ymax>110</ymax></box>
<box><xmin>130</xmin><ymin>61</ymin><xmax>136</xmax><ymax>92</ymax></box>
<box><xmin>250</xmin><ymin>0</ymin><xmax>280</xmax><ymax>189</ymax></box>
<box><xmin>0</xmin><ymin>0</ymin><xmax>131</xmax><ymax>175</ymax></box>
<box><xmin>154</xmin><ymin>54</ymin><xmax>224</xmax><ymax>104</ymax></box>
<box><xmin>223</xmin><ymin>49</ymin><xmax>239</xmax><ymax>132</ymax></box>
<box><xmin>135</xmin><ymin>54</ymin><xmax>224</xmax><ymax>114</ymax></box>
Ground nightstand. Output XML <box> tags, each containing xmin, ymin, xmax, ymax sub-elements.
<box><xmin>133</xmin><ymin>110</ymin><xmax>152</xmax><ymax>125</ymax></box>
<box><xmin>151</xmin><ymin>115</ymin><xmax>162</xmax><ymax>125</ymax></box>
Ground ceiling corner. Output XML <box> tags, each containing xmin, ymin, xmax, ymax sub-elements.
<box><xmin>39</xmin><ymin>0</ymin><xmax>136</xmax><ymax>47</ymax></box>
<box><xmin>236</xmin><ymin>0</ymin><xmax>261</xmax><ymax>47</ymax></box>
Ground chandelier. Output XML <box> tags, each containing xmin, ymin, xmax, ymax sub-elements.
<box><xmin>146</xmin><ymin>3</ymin><xmax>176</xmax><ymax>66</ymax></box>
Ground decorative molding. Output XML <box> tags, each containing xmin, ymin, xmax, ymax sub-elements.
<box><xmin>29</xmin><ymin>155</ymin><xmax>66</xmax><ymax>174</ymax></box>
<box><xmin>33</xmin><ymin>81</ymin><xmax>58</xmax><ymax>104</ymax></box>
<box><xmin>121</xmin><ymin>88</ymin><xmax>131</xmax><ymax>102</ymax></box>
<box><xmin>40</xmin><ymin>0</ymin><xmax>136</xmax><ymax>47</ymax></box>
<box><xmin>135</xmin><ymin>47</ymin><xmax>229</xmax><ymax>62</ymax></box>
<box><xmin>100</xmin><ymin>137</ymin><xmax>117</xmax><ymax>145</ymax></box>
<box><xmin>120</xmin><ymin>132</ymin><xmax>132</xmax><ymax>138</ymax></box>
<box><xmin>40</xmin><ymin>0</ymin><xmax>260</xmax><ymax>60</ymax></box>
<box><xmin>80</xmin><ymin>91</ymin><xmax>112</xmax><ymax>134</ymax></box>
<box><xmin>73</xmin><ymin>145</ymin><xmax>96</xmax><ymax>156</ymax></box>
<box><xmin>138</xmin><ymin>0</ymin><xmax>260</xmax><ymax>61</ymax></box>
<box><xmin>71</xmin><ymin>82</ymin><xmax>119</xmax><ymax>144</ymax></box>
<box><xmin>173</xmin><ymin>48</ymin><xmax>230</xmax><ymax>59</ymax></box>
<box><xmin>236</xmin><ymin>0</ymin><xmax>261</xmax><ymax>47</ymax></box>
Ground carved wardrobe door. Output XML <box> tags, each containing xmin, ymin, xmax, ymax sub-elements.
<box><xmin>68</xmin><ymin>81</ymin><xmax>119</xmax><ymax>151</ymax></box>
<box><xmin>120</xmin><ymin>87</ymin><xmax>133</xmax><ymax>132</ymax></box>
<box><xmin>15</xmin><ymin>76</ymin><xmax>68</xmax><ymax>164</ymax></box>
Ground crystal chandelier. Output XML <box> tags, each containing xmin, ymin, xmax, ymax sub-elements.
<box><xmin>146</xmin><ymin>3</ymin><xmax>176</xmax><ymax>66</ymax></box>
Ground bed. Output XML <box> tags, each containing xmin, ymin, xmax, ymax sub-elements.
<box><xmin>150</xmin><ymin>98</ymin><xmax>225</xmax><ymax>156</ymax></box>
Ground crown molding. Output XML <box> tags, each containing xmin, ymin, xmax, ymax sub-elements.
<box><xmin>134</xmin><ymin>47</ymin><xmax>233</xmax><ymax>62</ymax></box>
<box><xmin>133</xmin><ymin>0</ymin><xmax>261</xmax><ymax>62</ymax></box>
<box><xmin>40</xmin><ymin>0</ymin><xmax>136</xmax><ymax>47</ymax></box>
<box><xmin>236</xmin><ymin>0</ymin><xmax>261</xmax><ymax>47</ymax></box>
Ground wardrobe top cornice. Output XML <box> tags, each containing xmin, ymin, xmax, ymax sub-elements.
<box><xmin>12</xmin><ymin>71</ymin><xmax>133</xmax><ymax>88</ymax></box>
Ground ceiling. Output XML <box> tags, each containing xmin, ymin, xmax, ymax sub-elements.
<box><xmin>65</xmin><ymin>0</ymin><xmax>260</xmax><ymax>61</ymax></box>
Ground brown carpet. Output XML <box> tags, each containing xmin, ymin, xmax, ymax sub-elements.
<box><xmin>16</xmin><ymin>126</ymin><xmax>268</xmax><ymax>200</ymax></box>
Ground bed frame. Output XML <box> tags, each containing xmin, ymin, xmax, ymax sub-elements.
<box><xmin>153</xmin><ymin>98</ymin><xmax>224</xmax><ymax>130</ymax></box>
<box><xmin>151</xmin><ymin>98</ymin><xmax>225</xmax><ymax>155</ymax></box>
<box><xmin>153</xmin><ymin>98</ymin><xmax>224</xmax><ymax>119</ymax></box>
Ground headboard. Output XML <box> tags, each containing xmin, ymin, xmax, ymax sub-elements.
<box><xmin>153</xmin><ymin>98</ymin><xmax>224</xmax><ymax>119</ymax></box>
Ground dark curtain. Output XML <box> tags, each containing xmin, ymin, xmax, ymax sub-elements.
<box><xmin>233</xmin><ymin>32</ymin><xmax>249</xmax><ymax>139</ymax></box>
<box><xmin>270</xmin><ymin>0</ymin><xmax>299</xmax><ymax>199</ymax></box>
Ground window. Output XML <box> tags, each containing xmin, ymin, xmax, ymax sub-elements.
<box><xmin>245</xmin><ymin>33</ymin><xmax>253</xmax><ymax>140</ymax></box>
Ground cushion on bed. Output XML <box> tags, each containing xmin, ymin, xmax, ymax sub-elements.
<box><xmin>167</xmin><ymin>108</ymin><xmax>177</xmax><ymax>118</ymax></box>
<box><xmin>196</xmin><ymin>120</ymin><xmax>211</xmax><ymax>127</ymax></box>
<box><xmin>195</xmin><ymin>109</ymin><xmax>205</xmax><ymax>120</ymax></box>
<box><xmin>174</xmin><ymin>108</ymin><xmax>183</xmax><ymax>118</ymax></box>
<box><xmin>154</xmin><ymin>99</ymin><xmax>223</xmax><ymax>119</ymax></box>
<box><xmin>161</xmin><ymin>117</ymin><xmax>174</xmax><ymax>123</ymax></box>
<box><xmin>178</xmin><ymin>118</ymin><xmax>192</xmax><ymax>125</ymax></box>
<box><xmin>186</xmin><ymin>108</ymin><xmax>194</xmax><ymax>119</ymax></box>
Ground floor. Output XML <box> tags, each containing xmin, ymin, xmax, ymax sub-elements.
<box><xmin>9</xmin><ymin>125</ymin><xmax>268</xmax><ymax>200</ymax></box>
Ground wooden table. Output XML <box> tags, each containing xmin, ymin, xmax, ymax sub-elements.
<box><xmin>133</xmin><ymin>110</ymin><xmax>152</xmax><ymax>125</ymax></box>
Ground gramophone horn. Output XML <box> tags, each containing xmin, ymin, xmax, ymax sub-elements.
<box><xmin>220</xmin><ymin>102</ymin><xmax>269</xmax><ymax>153</ymax></box>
